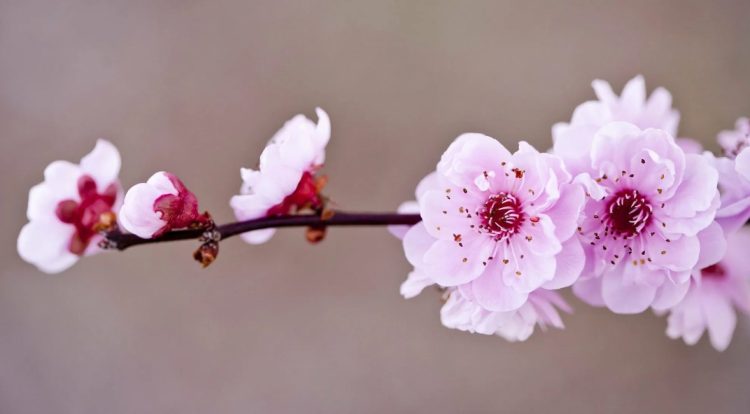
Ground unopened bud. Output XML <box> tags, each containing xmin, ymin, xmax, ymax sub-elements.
<box><xmin>193</xmin><ymin>241</ymin><xmax>219</xmax><ymax>268</ymax></box>
<box><xmin>305</xmin><ymin>226</ymin><xmax>326</xmax><ymax>244</ymax></box>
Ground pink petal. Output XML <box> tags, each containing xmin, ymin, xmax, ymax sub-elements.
<box><xmin>423</xmin><ymin>237</ymin><xmax>494</xmax><ymax>286</ymax></box>
<box><xmin>651</xmin><ymin>278</ymin><xmax>690</xmax><ymax>311</ymax></box>
<box><xmin>543</xmin><ymin>237</ymin><xmax>584</xmax><ymax>290</ymax></box>
<box><xmin>470</xmin><ymin>261</ymin><xmax>529</xmax><ymax>312</ymax></box>
<box><xmin>601</xmin><ymin>265</ymin><xmax>659</xmax><ymax>314</ymax></box>
<box><xmin>702</xmin><ymin>291</ymin><xmax>737</xmax><ymax>351</ymax></box>
<box><xmin>696</xmin><ymin>222</ymin><xmax>727</xmax><ymax>269</ymax></box>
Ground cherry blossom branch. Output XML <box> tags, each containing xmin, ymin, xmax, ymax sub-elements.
<box><xmin>104</xmin><ymin>211</ymin><xmax>422</xmax><ymax>251</ymax></box>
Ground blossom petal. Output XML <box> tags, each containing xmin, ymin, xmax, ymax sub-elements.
<box><xmin>402</xmin><ymin>222</ymin><xmax>434</xmax><ymax>268</ymax></box>
<box><xmin>542</xmin><ymin>182</ymin><xmax>584</xmax><ymax>240</ymax></box>
<box><xmin>471</xmin><ymin>261</ymin><xmax>529</xmax><ymax>312</ymax></box>
<box><xmin>240</xmin><ymin>229</ymin><xmax>276</xmax><ymax>245</ymax></box>
<box><xmin>543</xmin><ymin>237</ymin><xmax>584</xmax><ymax>290</ymax></box>
<box><xmin>17</xmin><ymin>219</ymin><xmax>78</xmax><ymax>274</ymax></box>
<box><xmin>651</xmin><ymin>278</ymin><xmax>690</xmax><ymax>311</ymax></box>
<box><xmin>400</xmin><ymin>269</ymin><xmax>433</xmax><ymax>299</ymax></box>
<box><xmin>696</xmin><ymin>222</ymin><xmax>727</xmax><ymax>269</ymax></box>
<box><xmin>702</xmin><ymin>292</ymin><xmax>737</xmax><ymax>352</ymax></box>
<box><xmin>601</xmin><ymin>265</ymin><xmax>659</xmax><ymax>314</ymax></box>
<box><xmin>423</xmin><ymin>237</ymin><xmax>494</xmax><ymax>286</ymax></box>
<box><xmin>118</xmin><ymin>182</ymin><xmax>166</xmax><ymax>238</ymax></box>
<box><xmin>79</xmin><ymin>139</ymin><xmax>121</xmax><ymax>189</ymax></box>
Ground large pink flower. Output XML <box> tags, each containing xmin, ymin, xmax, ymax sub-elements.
<box><xmin>394</xmin><ymin>170</ymin><xmax>574</xmax><ymax>342</ymax></box>
<box><xmin>230</xmin><ymin>108</ymin><xmax>330</xmax><ymax>244</ymax></box>
<box><xmin>402</xmin><ymin>133</ymin><xmax>585</xmax><ymax>314</ymax></box>
<box><xmin>664</xmin><ymin>224</ymin><xmax>750</xmax><ymax>351</ymax></box>
<box><xmin>553</xmin><ymin>75</ymin><xmax>680</xmax><ymax>176</ymax></box>
<box><xmin>18</xmin><ymin>140</ymin><xmax>122</xmax><ymax>273</ymax></box>
<box><xmin>119</xmin><ymin>172</ymin><xmax>208</xmax><ymax>238</ymax></box>
<box><xmin>569</xmin><ymin>122</ymin><xmax>720</xmax><ymax>314</ymax></box>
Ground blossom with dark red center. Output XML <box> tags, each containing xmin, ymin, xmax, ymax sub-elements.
<box><xmin>230</xmin><ymin>108</ymin><xmax>330</xmax><ymax>244</ymax></box>
<box><xmin>399</xmin><ymin>133</ymin><xmax>586</xmax><ymax>319</ymax></box>
<box><xmin>564</xmin><ymin>122</ymin><xmax>720</xmax><ymax>314</ymax></box>
<box><xmin>118</xmin><ymin>171</ymin><xmax>209</xmax><ymax>239</ymax></box>
<box><xmin>18</xmin><ymin>140</ymin><xmax>122</xmax><ymax>273</ymax></box>
<box><xmin>55</xmin><ymin>175</ymin><xmax>118</xmax><ymax>254</ymax></box>
<box><xmin>663</xmin><ymin>224</ymin><xmax>750</xmax><ymax>351</ymax></box>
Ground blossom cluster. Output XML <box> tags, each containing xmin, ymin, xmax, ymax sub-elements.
<box><xmin>17</xmin><ymin>77</ymin><xmax>750</xmax><ymax>351</ymax></box>
<box><xmin>18</xmin><ymin>108</ymin><xmax>331</xmax><ymax>273</ymax></box>
<box><xmin>394</xmin><ymin>76</ymin><xmax>750</xmax><ymax>349</ymax></box>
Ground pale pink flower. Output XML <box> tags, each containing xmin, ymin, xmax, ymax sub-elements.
<box><xmin>441</xmin><ymin>288</ymin><xmax>571</xmax><ymax>342</ymax></box>
<box><xmin>230</xmin><ymin>108</ymin><xmax>330</xmax><ymax>244</ymax></box>
<box><xmin>665</xmin><ymin>224</ymin><xmax>750</xmax><ymax>351</ymax></box>
<box><xmin>402</xmin><ymin>133</ymin><xmax>586</xmax><ymax>313</ymax></box>
<box><xmin>717</xmin><ymin>117</ymin><xmax>750</xmax><ymax>158</ymax></box>
<box><xmin>553</xmin><ymin>75</ymin><xmax>680</xmax><ymax>176</ymax></box>
<box><xmin>18</xmin><ymin>140</ymin><xmax>122</xmax><ymax>273</ymax></box>
<box><xmin>394</xmin><ymin>166</ymin><xmax>574</xmax><ymax>342</ymax></box>
<box><xmin>711</xmin><ymin>118</ymin><xmax>750</xmax><ymax>233</ymax></box>
<box><xmin>570</xmin><ymin>122</ymin><xmax>720</xmax><ymax>314</ymax></box>
<box><xmin>119</xmin><ymin>172</ymin><xmax>208</xmax><ymax>238</ymax></box>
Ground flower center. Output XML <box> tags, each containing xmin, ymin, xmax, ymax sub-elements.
<box><xmin>55</xmin><ymin>175</ymin><xmax>118</xmax><ymax>255</ymax></box>
<box><xmin>479</xmin><ymin>192</ymin><xmax>524</xmax><ymax>241</ymax></box>
<box><xmin>605</xmin><ymin>189</ymin><xmax>652</xmax><ymax>238</ymax></box>
<box><xmin>701</xmin><ymin>264</ymin><xmax>726</xmax><ymax>280</ymax></box>
<box><xmin>266</xmin><ymin>171</ymin><xmax>323</xmax><ymax>216</ymax></box>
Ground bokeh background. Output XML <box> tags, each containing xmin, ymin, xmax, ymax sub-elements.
<box><xmin>2</xmin><ymin>1</ymin><xmax>750</xmax><ymax>412</ymax></box>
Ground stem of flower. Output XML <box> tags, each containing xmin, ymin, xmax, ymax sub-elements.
<box><xmin>104</xmin><ymin>211</ymin><xmax>422</xmax><ymax>250</ymax></box>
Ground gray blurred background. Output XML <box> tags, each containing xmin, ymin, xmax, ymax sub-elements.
<box><xmin>2</xmin><ymin>1</ymin><xmax>750</xmax><ymax>413</ymax></box>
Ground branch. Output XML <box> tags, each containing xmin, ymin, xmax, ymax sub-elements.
<box><xmin>104</xmin><ymin>211</ymin><xmax>422</xmax><ymax>251</ymax></box>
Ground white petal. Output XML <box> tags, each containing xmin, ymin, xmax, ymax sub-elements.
<box><xmin>17</xmin><ymin>219</ymin><xmax>78</xmax><ymax>274</ymax></box>
<box><xmin>118</xmin><ymin>183</ymin><xmax>166</xmax><ymax>238</ymax></box>
<box><xmin>313</xmin><ymin>107</ymin><xmax>331</xmax><ymax>164</ymax></box>
<box><xmin>146</xmin><ymin>171</ymin><xmax>179</xmax><ymax>195</ymax></box>
<box><xmin>79</xmin><ymin>139</ymin><xmax>121</xmax><ymax>188</ymax></box>
<box><xmin>27</xmin><ymin>182</ymin><xmax>61</xmax><ymax>221</ymax></box>
<box><xmin>400</xmin><ymin>269</ymin><xmax>433</xmax><ymax>299</ymax></box>
<box><xmin>240</xmin><ymin>229</ymin><xmax>276</xmax><ymax>244</ymax></box>
<box><xmin>43</xmin><ymin>160</ymin><xmax>81</xmax><ymax>201</ymax></box>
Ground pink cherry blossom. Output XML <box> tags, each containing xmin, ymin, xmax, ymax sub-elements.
<box><xmin>717</xmin><ymin>117</ymin><xmax>749</xmax><ymax>158</ymax></box>
<box><xmin>119</xmin><ymin>172</ymin><xmax>208</xmax><ymax>238</ymax></box>
<box><xmin>553</xmin><ymin>75</ymin><xmax>680</xmax><ymax>176</ymax></box>
<box><xmin>401</xmin><ymin>133</ymin><xmax>586</xmax><ymax>315</ymax></box>
<box><xmin>230</xmin><ymin>108</ymin><xmax>330</xmax><ymax>244</ymax></box>
<box><xmin>665</xmin><ymin>224</ymin><xmax>750</xmax><ymax>351</ymax></box>
<box><xmin>441</xmin><ymin>288</ymin><xmax>571</xmax><ymax>341</ymax></box>
<box><xmin>711</xmin><ymin>118</ymin><xmax>750</xmax><ymax>233</ymax></box>
<box><xmin>393</xmin><ymin>165</ymin><xmax>575</xmax><ymax>342</ymax></box>
<box><xmin>569</xmin><ymin>122</ymin><xmax>720</xmax><ymax>314</ymax></box>
<box><xmin>18</xmin><ymin>140</ymin><xmax>122</xmax><ymax>273</ymax></box>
